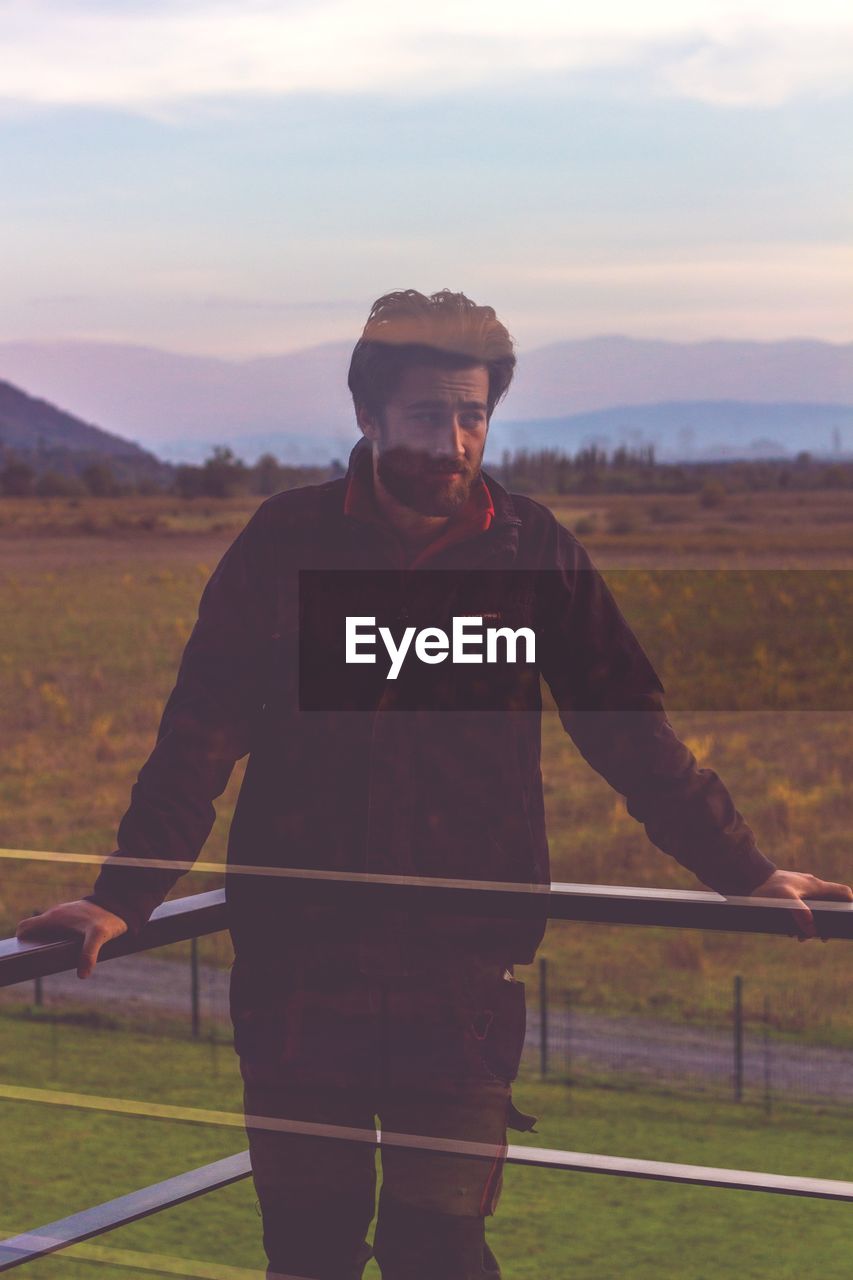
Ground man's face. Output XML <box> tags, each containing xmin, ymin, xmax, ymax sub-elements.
<box><xmin>360</xmin><ymin>361</ymin><xmax>490</xmax><ymax>516</ymax></box>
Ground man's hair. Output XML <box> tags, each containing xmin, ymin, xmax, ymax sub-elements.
<box><xmin>348</xmin><ymin>289</ymin><xmax>516</xmax><ymax>421</ymax></box>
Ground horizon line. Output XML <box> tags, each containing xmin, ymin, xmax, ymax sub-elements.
<box><xmin>1</xmin><ymin>332</ymin><xmax>852</xmax><ymax>364</ymax></box>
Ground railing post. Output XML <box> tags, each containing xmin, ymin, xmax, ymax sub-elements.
<box><xmin>733</xmin><ymin>974</ymin><xmax>743</xmax><ymax>1103</ymax></box>
<box><xmin>190</xmin><ymin>936</ymin><xmax>200</xmax><ymax>1039</ymax></box>
<box><xmin>564</xmin><ymin>987</ymin><xmax>572</xmax><ymax>1082</ymax></box>
<box><xmin>31</xmin><ymin>910</ymin><xmax>44</xmax><ymax>1007</ymax></box>
<box><xmin>539</xmin><ymin>957</ymin><xmax>548</xmax><ymax>1078</ymax></box>
<box><xmin>763</xmin><ymin>994</ymin><xmax>772</xmax><ymax>1118</ymax></box>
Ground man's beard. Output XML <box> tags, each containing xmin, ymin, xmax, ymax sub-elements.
<box><xmin>376</xmin><ymin>445</ymin><xmax>479</xmax><ymax>516</ymax></box>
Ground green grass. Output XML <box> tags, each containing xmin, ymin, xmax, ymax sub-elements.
<box><xmin>0</xmin><ymin>545</ymin><xmax>241</xmax><ymax>973</ymax></box>
<box><xmin>1</xmin><ymin>487</ymin><xmax>851</xmax><ymax>1277</ymax></box>
<box><xmin>0</xmin><ymin>495</ymin><xmax>256</xmax><ymax>540</ymax></box>
<box><xmin>1</xmin><ymin>500</ymin><xmax>851</xmax><ymax>1039</ymax></box>
<box><xmin>1</xmin><ymin>1014</ymin><xmax>850</xmax><ymax>1279</ymax></box>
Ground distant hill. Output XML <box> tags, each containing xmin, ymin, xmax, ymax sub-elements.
<box><xmin>0</xmin><ymin>339</ymin><xmax>356</xmax><ymax>461</ymax></box>
<box><xmin>0</xmin><ymin>378</ymin><xmax>171</xmax><ymax>487</ymax></box>
<box><xmin>507</xmin><ymin>336</ymin><xmax>853</xmax><ymax>420</ymax></box>
<box><xmin>485</xmin><ymin>401</ymin><xmax>853</xmax><ymax>464</ymax></box>
<box><xmin>0</xmin><ymin>335</ymin><xmax>851</xmax><ymax>463</ymax></box>
<box><xmin>160</xmin><ymin>401</ymin><xmax>853</xmax><ymax>468</ymax></box>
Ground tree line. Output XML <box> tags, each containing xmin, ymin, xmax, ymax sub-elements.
<box><xmin>2</xmin><ymin>442</ymin><xmax>852</xmax><ymax>499</ymax></box>
<box><xmin>493</xmin><ymin>445</ymin><xmax>853</xmax><ymax>495</ymax></box>
<box><xmin>0</xmin><ymin>446</ymin><xmax>345</xmax><ymax>499</ymax></box>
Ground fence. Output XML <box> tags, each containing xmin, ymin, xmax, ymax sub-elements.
<box><xmin>1</xmin><ymin>869</ymin><xmax>852</xmax><ymax>1274</ymax></box>
<box><xmin>528</xmin><ymin>961</ymin><xmax>853</xmax><ymax>1113</ymax></box>
<box><xmin>6</xmin><ymin>903</ymin><xmax>850</xmax><ymax>1116</ymax></box>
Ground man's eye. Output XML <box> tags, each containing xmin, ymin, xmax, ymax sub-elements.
<box><xmin>460</xmin><ymin>414</ymin><xmax>486</xmax><ymax>428</ymax></box>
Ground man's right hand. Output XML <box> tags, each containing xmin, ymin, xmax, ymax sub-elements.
<box><xmin>15</xmin><ymin>901</ymin><xmax>129</xmax><ymax>979</ymax></box>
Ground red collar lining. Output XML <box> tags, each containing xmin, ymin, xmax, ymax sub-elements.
<box><xmin>344</xmin><ymin>454</ymin><xmax>494</xmax><ymax>568</ymax></box>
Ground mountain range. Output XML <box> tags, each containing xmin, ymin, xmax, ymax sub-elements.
<box><xmin>0</xmin><ymin>335</ymin><xmax>851</xmax><ymax>466</ymax></box>
<box><xmin>0</xmin><ymin>378</ymin><xmax>169</xmax><ymax>485</ymax></box>
<box><xmin>486</xmin><ymin>400</ymin><xmax>853</xmax><ymax>463</ymax></box>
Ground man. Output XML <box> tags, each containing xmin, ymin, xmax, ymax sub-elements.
<box><xmin>18</xmin><ymin>289</ymin><xmax>852</xmax><ymax>1280</ymax></box>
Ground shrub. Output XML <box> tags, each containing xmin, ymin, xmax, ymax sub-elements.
<box><xmin>607</xmin><ymin>513</ymin><xmax>636</xmax><ymax>535</ymax></box>
<box><xmin>0</xmin><ymin>457</ymin><xmax>35</xmax><ymax>496</ymax></box>
<box><xmin>699</xmin><ymin>481</ymin><xmax>726</xmax><ymax>509</ymax></box>
<box><xmin>35</xmin><ymin>470</ymin><xmax>85</xmax><ymax>498</ymax></box>
<box><xmin>646</xmin><ymin>502</ymin><xmax>682</xmax><ymax>524</ymax></box>
<box><xmin>82</xmin><ymin>460</ymin><xmax>119</xmax><ymax>497</ymax></box>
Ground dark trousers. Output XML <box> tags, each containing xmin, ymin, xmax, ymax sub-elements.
<box><xmin>234</xmin><ymin>952</ymin><xmax>531</xmax><ymax>1279</ymax></box>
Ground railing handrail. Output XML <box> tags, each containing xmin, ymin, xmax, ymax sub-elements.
<box><xmin>4</xmin><ymin>1133</ymin><xmax>853</xmax><ymax>1273</ymax></box>
<box><xmin>0</xmin><ymin>1152</ymin><xmax>251</xmax><ymax>1273</ymax></box>
<box><xmin>1</xmin><ymin>890</ymin><xmax>227</xmax><ymax>988</ymax></box>
<box><xmin>2</xmin><ymin>870</ymin><xmax>851</xmax><ymax>1270</ymax></box>
<box><xmin>3</xmin><ymin>875</ymin><xmax>851</xmax><ymax>988</ymax></box>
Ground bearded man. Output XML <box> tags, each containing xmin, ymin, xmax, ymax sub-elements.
<box><xmin>19</xmin><ymin>290</ymin><xmax>851</xmax><ymax>1280</ymax></box>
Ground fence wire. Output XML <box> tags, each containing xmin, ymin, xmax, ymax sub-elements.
<box><xmin>2</xmin><ymin>933</ymin><xmax>850</xmax><ymax>1115</ymax></box>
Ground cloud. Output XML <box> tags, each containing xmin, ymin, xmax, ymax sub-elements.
<box><xmin>0</xmin><ymin>1</ymin><xmax>851</xmax><ymax>111</ymax></box>
<box><xmin>196</xmin><ymin>295</ymin><xmax>365</xmax><ymax>313</ymax></box>
<box><xmin>489</xmin><ymin>241</ymin><xmax>853</xmax><ymax>338</ymax></box>
<box><xmin>658</xmin><ymin>26</ymin><xmax>853</xmax><ymax>106</ymax></box>
<box><xmin>508</xmin><ymin>242</ymin><xmax>853</xmax><ymax>286</ymax></box>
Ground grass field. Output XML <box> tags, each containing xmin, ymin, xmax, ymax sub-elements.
<box><xmin>1</xmin><ymin>1013</ymin><xmax>851</xmax><ymax>1280</ymax></box>
<box><xmin>3</xmin><ymin>487</ymin><xmax>853</xmax><ymax>562</ymax></box>
<box><xmin>1</xmin><ymin>487</ymin><xmax>851</xmax><ymax>1276</ymax></box>
<box><xmin>1</xmin><ymin>488</ymin><xmax>850</xmax><ymax>1037</ymax></box>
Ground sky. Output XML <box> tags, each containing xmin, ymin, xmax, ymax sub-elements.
<box><xmin>1</xmin><ymin>0</ymin><xmax>851</xmax><ymax>357</ymax></box>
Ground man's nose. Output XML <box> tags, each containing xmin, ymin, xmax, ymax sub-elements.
<box><xmin>427</xmin><ymin>416</ymin><xmax>465</xmax><ymax>458</ymax></box>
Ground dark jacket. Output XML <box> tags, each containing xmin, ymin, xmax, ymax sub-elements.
<box><xmin>88</xmin><ymin>438</ymin><xmax>776</xmax><ymax>971</ymax></box>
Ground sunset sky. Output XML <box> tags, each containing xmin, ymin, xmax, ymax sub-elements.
<box><xmin>1</xmin><ymin>0</ymin><xmax>851</xmax><ymax>356</ymax></box>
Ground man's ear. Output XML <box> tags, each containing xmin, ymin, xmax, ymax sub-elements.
<box><xmin>356</xmin><ymin>403</ymin><xmax>380</xmax><ymax>442</ymax></box>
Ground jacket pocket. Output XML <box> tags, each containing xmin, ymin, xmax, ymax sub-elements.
<box><xmin>470</xmin><ymin>972</ymin><xmax>527</xmax><ymax>1085</ymax></box>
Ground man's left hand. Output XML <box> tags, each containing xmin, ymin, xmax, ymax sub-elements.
<box><xmin>748</xmin><ymin>869</ymin><xmax>853</xmax><ymax>942</ymax></box>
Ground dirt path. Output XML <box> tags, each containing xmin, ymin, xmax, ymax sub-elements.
<box><xmin>9</xmin><ymin>953</ymin><xmax>852</xmax><ymax>1105</ymax></box>
<box><xmin>524</xmin><ymin>1008</ymin><xmax>853</xmax><ymax>1102</ymax></box>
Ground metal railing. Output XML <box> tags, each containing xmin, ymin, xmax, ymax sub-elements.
<box><xmin>5</xmin><ymin>872</ymin><xmax>853</xmax><ymax>989</ymax></box>
<box><xmin>1</xmin><ymin>872</ymin><xmax>852</xmax><ymax>1273</ymax></box>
